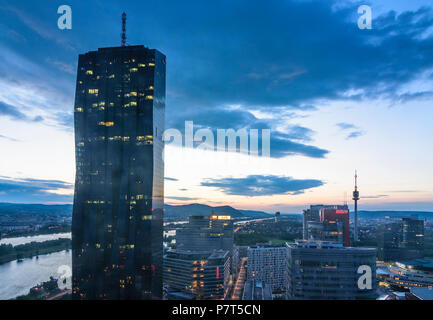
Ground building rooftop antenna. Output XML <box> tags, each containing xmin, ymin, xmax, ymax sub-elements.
<box><xmin>121</xmin><ymin>12</ymin><xmax>127</xmax><ymax>47</ymax></box>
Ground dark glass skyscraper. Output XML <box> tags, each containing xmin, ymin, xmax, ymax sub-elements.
<box><xmin>72</xmin><ymin>45</ymin><xmax>165</xmax><ymax>300</ymax></box>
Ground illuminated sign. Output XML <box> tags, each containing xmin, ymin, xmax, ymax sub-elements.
<box><xmin>336</xmin><ymin>210</ymin><xmax>349</xmax><ymax>214</ymax></box>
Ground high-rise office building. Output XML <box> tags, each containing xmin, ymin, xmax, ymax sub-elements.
<box><xmin>72</xmin><ymin>44</ymin><xmax>166</xmax><ymax>299</ymax></box>
<box><xmin>307</xmin><ymin>220</ymin><xmax>344</xmax><ymax>244</ymax></box>
<box><xmin>247</xmin><ymin>245</ymin><xmax>287</xmax><ymax>292</ymax></box>
<box><xmin>275</xmin><ymin>211</ymin><xmax>281</xmax><ymax>223</ymax></box>
<box><xmin>176</xmin><ymin>215</ymin><xmax>234</xmax><ymax>272</ymax></box>
<box><xmin>302</xmin><ymin>205</ymin><xmax>322</xmax><ymax>239</ymax></box>
<box><xmin>163</xmin><ymin>250</ymin><xmax>230</xmax><ymax>300</ymax></box>
<box><xmin>379</xmin><ymin>222</ymin><xmax>403</xmax><ymax>261</ymax></box>
<box><xmin>303</xmin><ymin>205</ymin><xmax>350</xmax><ymax>246</ymax></box>
<box><xmin>286</xmin><ymin>240</ymin><xmax>377</xmax><ymax>300</ymax></box>
<box><xmin>176</xmin><ymin>215</ymin><xmax>234</xmax><ymax>252</ymax></box>
<box><xmin>379</xmin><ymin>215</ymin><xmax>424</xmax><ymax>261</ymax></box>
<box><xmin>402</xmin><ymin>216</ymin><xmax>424</xmax><ymax>251</ymax></box>
<box><xmin>320</xmin><ymin>206</ymin><xmax>350</xmax><ymax>247</ymax></box>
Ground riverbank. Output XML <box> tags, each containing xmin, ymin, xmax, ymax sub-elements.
<box><xmin>0</xmin><ymin>238</ymin><xmax>71</xmax><ymax>265</ymax></box>
<box><xmin>0</xmin><ymin>224</ymin><xmax>71</xmax><ymax>239</ymax></box>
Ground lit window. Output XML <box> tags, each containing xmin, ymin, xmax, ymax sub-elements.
<box><xmin>130</xmin><ymin>68</ymin><xmax>138</xmax><ymax>72</ymax></box>
<box><xmin>86</xmin><ymin>70</ymin><xmax>93</xmax><ymax>75</ymax></box>
<box><xmin>145</xmin><ymin>95</ymin><xmax>153</xmax><ymax>100</ymax></box>
<box><xmin>148</xmin><ymin>63</ymin><xmax>155</xmax><ymax>66</ymax></box>
<box><xmin>98</xmin><ymin>121</ymin><xmax>114</xmax><ymax>127</ymax></box>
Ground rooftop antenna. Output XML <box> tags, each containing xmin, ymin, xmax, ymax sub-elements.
<box><xmin>121</xmin><ymin>12</ymin><xmax>127</xmax><ymax>47</ymax></box>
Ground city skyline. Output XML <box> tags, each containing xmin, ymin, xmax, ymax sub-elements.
<box><xmin>0</xmin><ymin>0</ymin><xmax>432</xmax><ymax>213</ymax></box>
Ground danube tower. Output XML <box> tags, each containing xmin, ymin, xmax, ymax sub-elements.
<box><xmin>352</xmin><ymin>171</ymin><xmax>360</xmax><ymax>242</ymax></box>
<box><xmin>72</xmin><ymin>13</ymin><xmax>166</xmax><ymax>299</ymax></box>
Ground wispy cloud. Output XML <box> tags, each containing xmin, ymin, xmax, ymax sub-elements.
<box><xmin>0</xmin><ymin>134</ymin><xmax>19</xmax><ymax>142</ymax></box>
<box><xmin>336</xmin><ymin>122</ymin><xmax>365</xmax><ymax>140</ymax></box>
<box><xmin>165</xmin><ymin>177</ymin><xmax>179</xmax><ymax>181</ymax></box>
<box><xmin>362</xmin><ymin>194</ymin><xmax>389</xmax><ymax>199</ymax></box>
<box><xmin>165</xmin><ymin>196</ymin><xmax>200</xmax><ymax>201</ymax></box>
<box><xmin>346</xmin><ymin>131</ymin><xmax>364</xmax><ymax>140</ymax></box>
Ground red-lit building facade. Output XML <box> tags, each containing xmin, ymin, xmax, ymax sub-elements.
<box><xmin>320</xmin><ymin>206</ymin><xmax>350</xmax><ymax>247</ymax></box>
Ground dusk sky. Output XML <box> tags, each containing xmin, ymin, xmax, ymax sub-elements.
<box><xmin>0</xmin><ymin>0</ymin><xmax>432</xmax><ymax>213</ymax></box>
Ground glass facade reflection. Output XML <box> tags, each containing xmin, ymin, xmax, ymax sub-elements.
<box><xmin>72</xmin><ymin>45</ymin><xmax>165</xmax><ymax>300</ymax></box>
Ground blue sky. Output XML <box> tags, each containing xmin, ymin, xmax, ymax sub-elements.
<box><xmin>0</xmin><ymin>0</ymin><xmax>432</xmax><ymax>212</ymax></box>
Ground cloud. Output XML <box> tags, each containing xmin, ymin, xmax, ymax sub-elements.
<box><xmin>336</xmin><ymin>122</ymin><xmax>357</xmax><ymax>130</ymax></box>
<box><xmin>0</xmin><ymin>101</ymin><xmax>27</xmax><ymax>120</ymax></box>
<box><xmin>0</xmin><ymin>176</ymin><xmax>74</xmax><ymax>203</ymax></box>
<box><xmin>0</xmin><ymin>134</ymin><xmax>19</xmax><ymax>142</ymax></box>
<box><xmin>168</xmin><ymin>107</ymin><xmax>329</xmax><ymax>158</ymax></box>
<box><xmin>146</xmin><ymin>1</ymin><xmax>433</xmax><ymax>117</ymax></box>
<box><xmin>1</xmin><ymin>5</ymin><xmax>76</xmax><ymax>51</ymax></box>
<box><xmin>165</xmin><ymin>196</ymin><xmax>199</xmax><ymax>201</ymax></box>
<box><xmin>46</xmin><ymin>58</ymin><xmax>76</xmax><ymax>75</ymax></box>
<box><xmin>346</xmin><ymin>130</ymin><xmax>364</xmax><ymax>139</ymax></box>
<box><xmin>0</xmin><ymin>101</ymin><xmax>44</xmax><ymax>122</ymax></box>
<box><xmin>362</xmin><ymin>194</ymin><xmax>389</xmax><ymax>199</ymax></box>
<box><xmin>336</xmin><ymin>122</ymin><xmax>365</xmax><ymax>140</ymax></box>
<box><xmin>201</xmin><ymin>175</ymin><xmax>324</xmax><ymax>196</ymax></box>
<box><xmin>164</xmin><ymin>177</ymin><xmax>179</xmax><ymax>181</ymax></box>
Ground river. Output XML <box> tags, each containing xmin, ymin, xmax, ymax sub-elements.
<box><xmin>0</xmin><ymin>233</ymin><xmax>71</xmax><ymax>246</ymax></box>
<box><xmin>0</xmin><ymin>250</ymin><xmax>71</xmax><ymax>300</ymax></box>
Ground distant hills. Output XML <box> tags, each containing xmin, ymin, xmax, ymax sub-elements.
<box><xmin>1</xmin><ymin>203</ymin><xmax>432</xmax><ymax>220</ymax></box>
<box><xmin>164</xmin><ymin>203</ymin><xmax>270</xmax><ymax>219</ymax></box>
<box><xmin>0</xmin><ymin>203</ymin><xmax>72</xmax><ymax>218</ymax></box>
<box><xmin>356</xmin><ymin>210</ymin><xmax>433</xmax><ymax>220</ymax></box>
<box><xmin>0</xmin><ymin>202</ymin><xmax>271</xmax><ymax>220</ymax></box>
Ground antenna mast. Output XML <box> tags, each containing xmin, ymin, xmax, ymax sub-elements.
<box><xmin>352</xmin><ymin>170</ymin><xmax>360</xmax><ymax>243</ymax></box>
<box><xmin>121</xmin><ymin>12</ymin><xmax>127</xmax><ymax>47</ymax></box>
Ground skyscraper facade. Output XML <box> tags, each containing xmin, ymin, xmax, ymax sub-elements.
<box><xmin>247</xmin><ymin>245</ymin><xmax>287</xmax><ymax>291</ymax></box>
<box><xmin>286</xmin><ymin>241</ymin><xmax>377</xmax><ymax>300</ymax></box>
<box><xmin>72</xmin><ymin>45</ymin><xmax>166</xmax><ymax>299</ymax></box>
<box><xmin>320</xmin><ymin>206</ymin><xmax>350</xmax><ymax>247</ymax></box>
<box><xmin>379</xmin><ymin>215</ymin><xmax>424</xmax><ymax>261</ymax></box>
<box><xmin>302</xmin><ymin>205</ymin><xmax>323</xmax><ymax>239</ymax></box>
<box><xmin>303</xmin><ymin>205</ymin><xmax>350</xmax><ymax>246</ymax></box>
<box><xmin>176</xmin><ymin>214</ymin><xmax>234</xmax><ymax>274</ymax></box>
<box><xmin>176</xmin><ymin>215</ymin><xmax>234</xmax><ymax>253</ymax></box>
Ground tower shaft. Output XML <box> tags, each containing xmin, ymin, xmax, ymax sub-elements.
<box><xmin>353</xmin><ymin>171</ymin><xmax>360</xmax><ymax>242</ymax></box>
